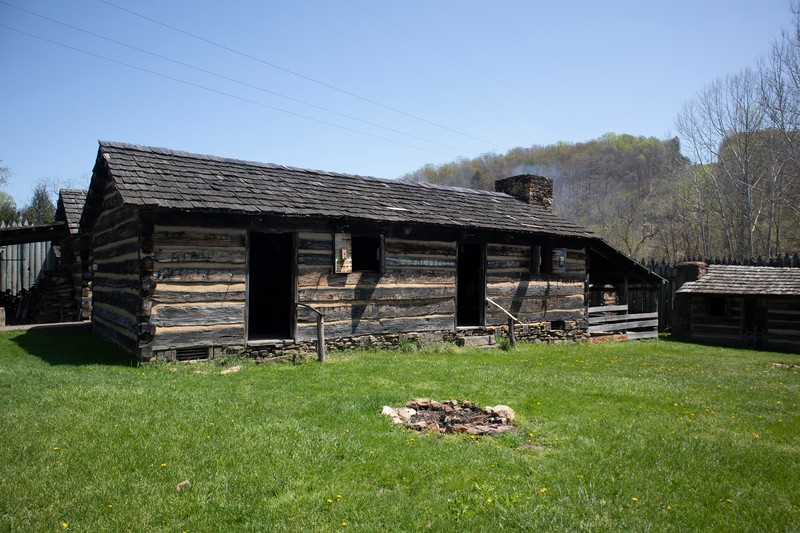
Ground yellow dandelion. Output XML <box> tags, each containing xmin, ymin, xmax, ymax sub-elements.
<box><xmin>107</xmin><ymin>504</ymin><xmax>112</xmax><ymax>509</ymax></box>
<box><xmin>61</xmin><ymin>522</ymin><xmax>68</xmax><ymax>529</ymax></box>
<box><xmin>486</xmin><ymin>498</ymin><xmax>493</xmax><ymax>503</ymax></box>
<box><xmin>667</xmin><ymin>505</ymin><xmax>672</xmax><ymax>510</ymax></box>
<box><xmin>540</xmin><ymin>487</ymin><xmax>548</xmax><ymax>493</ymax></box>
<box><xmin>326</xmin><ymin>499</ymin><xmax>333</xmax><ymax>504</ymax></box>
<box><xmin>577</xmin><ymin>475</ymin><xmax>584</xmax><ymax>479</ymax></box>
<box><xmin>52</xmin><ymin>447</ymin><xmax>60</xmax><ymax>451</ymax></box>
<box><xmin>160</xmin><ymin>463</ymin><xmax>167</xmax><ymax>468</ymax></box>
<box><xmin>725</xmin><ymin>498</ymin><xmax>733</xmax><ymax>503</ymax></box>
<box><xmin>341</xmin><ymin>521</ymin><xmax>348</xmax><ymax>527</ymax></box>
<box><xmin>632</xmin><ymin>497</ymin><xmax>639</xmax><ymax>502</ymax></box>
<box><xmin>753</xmin><ymin>433</ymin><xmax>760</xmax><ymax>439</ymax></box>
<box><xmin>336</xmin><ymin>495</ymin><xmax>342</xmax><ymax>499</ymax></box>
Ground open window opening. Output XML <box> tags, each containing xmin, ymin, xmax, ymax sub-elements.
<box><xmin>457</xmin><ymin>242</ymin><xmax>485</xmax><ymax>327</ymax></box>
<box><xmin>248</xmin><ymin>232</ymin><xmax>294</xmax><ymax>340</ymax></box>
<box><xmin>352</xmin><ymin>235</ymin><xmax>382</xmax><ymax>272</ymax></box>
<box><xmin>531</xmin><ymin>245</ymin><xmax>566</xmax><ymax>276</ymax></box>
<box><xmin>334</xmin><ymin>233</ymin><xmax>383</xmax><ymax>273</ymax></box>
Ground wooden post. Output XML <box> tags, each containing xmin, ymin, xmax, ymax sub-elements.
<box><xmin>508</xmin><ymin>316</ymin><xmax>516</xmax><ymax>349</ymax></box>
<box><xmin>298</xmin><ymin>303</ymin><xmax>326</xmax><ymax>362</ymax></box>
<box><xmin>316</xmin><ymin>313</ymin><xmax>326</xmax><ymax>362</ymax></box>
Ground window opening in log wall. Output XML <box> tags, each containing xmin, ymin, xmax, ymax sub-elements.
<box><xmin>248</xmin><ymin>232</ymin><xmax>294</xmax><ymax>340</ymax></box>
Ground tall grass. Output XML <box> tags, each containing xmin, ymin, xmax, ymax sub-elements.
<box><xmin>0</xmin><ymin>329</ymin><xmax>797</xmax><ymax>531</ymax></box>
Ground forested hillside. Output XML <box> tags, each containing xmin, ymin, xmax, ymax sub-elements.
<box><xmin>402</xmin><ymin>134</ymin><xmax>692</xmax><ymax>260</ymax></box>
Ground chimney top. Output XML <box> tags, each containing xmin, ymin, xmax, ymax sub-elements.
<box><xmin>495</xmin><ymin>174</ymin><xmax>553</xmax><ymax>210</ymax></box>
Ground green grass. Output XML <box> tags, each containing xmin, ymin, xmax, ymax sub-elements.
<box><xmin>1</xmin><ymin>330</ymin><xmax>798</xmax><ymax>532</ymax></box>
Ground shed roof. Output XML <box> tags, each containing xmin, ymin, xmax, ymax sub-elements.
<box><xmin>677</xmin><ymin>265</ymin><xmax>800</xmax><ymax>296</ymax></box>
<box><xmin>55</xmin><ymin>189</ymin><xmax>87</xmax><ymax>234</ymax></box>
<box><xmin>90</xmin><ymin>141</ymin><xmax>594</xmax><ymax>238</ymax></box>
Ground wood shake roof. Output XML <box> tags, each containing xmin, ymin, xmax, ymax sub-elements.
<box><xmin>93</xmin><ymin>141</ymin><xmax>594</xmax><ymax>238</ymax></box>
<box><xmin>677</xmin><ymin>265</ymin><xmax>800</xmax><ymax>296</ymax></box>
<box><xmin>56</xmin><ymin>189</ymin><xmax>87</xmax><ymax>234</ymax></box>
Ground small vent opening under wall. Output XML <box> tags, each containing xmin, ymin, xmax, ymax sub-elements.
<box><xmin>174</xmin><ymin>346</ymin><xmax>211</xmax><ymax>361</ymax></box>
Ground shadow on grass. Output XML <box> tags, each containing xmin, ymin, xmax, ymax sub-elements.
<box><xmin>10</xmin><ymin>325</ymin><xmax>137</xmax><ymax>366</ymax></box>
<box><xmin>659</xmin><ymin>332</ymin><xmax>800</xmax><ymax>357</ymax></box>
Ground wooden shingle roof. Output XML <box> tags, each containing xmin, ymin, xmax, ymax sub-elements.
<box><xmin>55</xmin><ymin>189</ymin><xmax>87</xmax><ymax>234</ymax></box>
<box><xmin>677</xmin><ymin>265</ymin><xmax>800</xmax><ymax>296</ymax></box>
<box><xmin>92</xmin><ymin>141</ymin><xmax>594</xmax><ymax>238</ymax></box>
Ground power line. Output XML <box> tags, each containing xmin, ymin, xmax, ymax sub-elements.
<box><xmin>265</xmin><ymin>0</ymin><xmax>512</xmax><ymax>114</ymax></box>
<box><xmin>0</xmin><ymin>0</ymin><xmax>475</xmax><ymax>156</ymax></box>
<box><xmin>345</xmin><ymin>0</ymin><xmax>530</xmax><ymax>105</ymax></box>
<box><xmin>97</xmin><ymin>0</ymin><xmax>502</xmax><ymax>149</ymax></box>
<box><xmin>0</xmin><ymin>24</ymin><xmax>463</xmax><ymax>159</ymax></box>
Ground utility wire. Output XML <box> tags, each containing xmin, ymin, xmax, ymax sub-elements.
<box><xmin>265</xmin><ymin>0</ymin><xmax>512</xmax><ymax>114</ymax></box>
<box><xmin>97</xmin><ymin>0</ymin><xmax>501</xmax><ymax>149</ymax></box>
<box><xmin>0</xmin><ymin>24</ymin><xmax>462</xmax><ymax>159</ymax></box>
<box><xmin>0</xmin><ymin>0</ymin><xmax>475</xmax><ymax>156</ymax></box>
<box><xmin>346</xmin><ymin>0</ymin><xmax>530</xmax><ymax>104</ymax></box>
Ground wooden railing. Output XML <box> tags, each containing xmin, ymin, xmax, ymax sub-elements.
<box><xmin>587</xmin><ymin>304</ymin><xmax>658</xmax><ymax>340</ymax></box>
<box><xmin>486</xmin><ymin>297</ymin><xmax>519</xmax><ymax>348</ymax></box>
<box><xmin>296</xmin><ymin>303</ymin><xmax>326</xmax><ymax>362</ymax></box>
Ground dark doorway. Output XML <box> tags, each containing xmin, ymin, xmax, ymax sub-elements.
<box><xmin>744</xmin><ymin>297</ymin><xmax>767</xmax><ymax>348</ymax></box>
<box><xmin>248</xmin><ymin>232</ymin><xmax>294</xmax><ymax>340</ymax></box>
<box><xmin>457</xmin><ymin>243</ymin><xmax>485</xmax><ymax>327</ymax></box>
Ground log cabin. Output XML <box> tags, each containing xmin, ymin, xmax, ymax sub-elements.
<box><xmin>79</xmin><ymin>141</ymin><xmax>661</xmax><ymax>360</ymax></box>
<box><xmin>673</xmin><ymin>262</ymin><xmax>800</xmax><ymax>352</ymax></box>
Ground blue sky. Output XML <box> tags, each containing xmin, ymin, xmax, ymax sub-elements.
<box><xmin>0</xmin><ymin>0</ymin><xmax>792</xmax><ymax>205</ymax></box>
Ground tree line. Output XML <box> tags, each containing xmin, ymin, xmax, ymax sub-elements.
<box><xmin>0</xmin><ymin>163</ymin><xmax>57</xmax><ymax>226</ymax></box>
<box><xmin>403</xmin><ymin>5</ymin><xmax>800</xmax><ymax>262</ymax></box>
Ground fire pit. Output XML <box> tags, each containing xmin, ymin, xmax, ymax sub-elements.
<box><xmin>382</xmin><ymin>398</ymin><xmax>516</xmax><ymax>436</ymax></box>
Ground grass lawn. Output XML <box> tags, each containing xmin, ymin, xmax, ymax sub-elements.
<box><xmin>0</xmin><ymin>329</ymin><xmax>798</xmax><ymax>532</ymax></box>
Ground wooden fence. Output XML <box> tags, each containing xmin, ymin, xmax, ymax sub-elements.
<box><xmin>587</xmin><ymin>304</ymin><xmax>659</xmax><ymax>340</ymax></box>
<box><xmin>0</xmin><ymin>222</ymin><xmax>58</xmax><ymax>294</ymax></box>
<box><xmin>637</xmin><ymin>253</ymin><xmax>800</xmax><ymax>332</ymax></box>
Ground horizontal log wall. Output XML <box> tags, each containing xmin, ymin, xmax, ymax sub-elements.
<box><xmin>148</xmin><ymin>224</ymin><xmax>247</xmax><ymax>351</ymax></box>
<box><xmin>485</xmin><ymin>244</ymin><xmax>585</xmax><ymax>325</ymax></box>
<box><xmin>687</xmin><ymin>296</ymin><xmax>744</xmax><ymax>346</ymax></box>
<box><xmin>296</xmin><ymin>234</ymin><xmax>456</xmax><ymax>341</ymax></box>
<box><xmin>767</xmin><ymin>297</ymin><xmax>800</xmax><ymax>351</ymax></box>
<box><xmin>90</xmin><ymin>180</ymin><xmax>141</xmax><ymax>353</ymax></box>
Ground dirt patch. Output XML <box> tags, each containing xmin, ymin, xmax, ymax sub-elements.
<box><xmin>382</xmin><ymin>398</ymin><xmax>516</xmax><ymax>436</ymax></box>
<box><xmin>770</xmin><ymin>362</ymin><xmax>800</xmax><ymax>370</ymax></box>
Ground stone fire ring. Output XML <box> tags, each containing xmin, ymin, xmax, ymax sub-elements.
<box><xmin>382</xmin><ymin>398</ymin><xmax>516</xmax><ymax>437</ymax></box>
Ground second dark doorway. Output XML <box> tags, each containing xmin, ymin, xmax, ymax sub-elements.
<box><xmin>248</xmin><ymin>232</ymin><xmax>294</xmax><ymax>340</ymax></box>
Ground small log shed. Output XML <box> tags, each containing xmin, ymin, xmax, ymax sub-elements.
<box><xmin>673</xmin><ymin>262</ymin><xmax>800</xmax><ymax>352</ymax></box>
<box><xmin>79</xmin><ymin>141</ymin><xmax>662</xmax><ymax>360</ymax></box>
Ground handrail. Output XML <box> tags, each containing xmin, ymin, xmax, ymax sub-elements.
<box><xmin>485</xmin><ymin>297</ymin><xmax>519</xmax><ymax>322</ymax></box>
<box><xmin>296</xmin><ymin>302</ymin><xmax>326</xmax><ymax>361</ymax></box>
<box><xmin>485</xmin><ymin>297</ymin><xmax>518</xmax><ymax>349</ymax></box>
<box><xmin>296</xmin><ymin>302</ymin><xmax>324</xmax><ymax>317</ymax></box>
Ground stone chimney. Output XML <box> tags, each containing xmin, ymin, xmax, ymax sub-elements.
<box><xmin>495</xmin><ymin>174</ymin><xmax>553</xmax><ymax>210</ymax></box>
<box><xmin>675</xmin><ymin>261</ymin><xmax>708</xmax><ymax>289</ymax></box>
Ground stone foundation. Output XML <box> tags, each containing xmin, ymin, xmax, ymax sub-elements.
<box><xmin>152</xmin><ymin>320</ymin><xmax>588</xmax><ymax>361</ymax></box>
<box><xmin>239</xmin><ymin>320</ymin><xmax>587</xmax><ymax>359</ymax></box>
